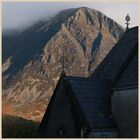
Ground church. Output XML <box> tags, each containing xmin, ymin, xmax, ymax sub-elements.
<box><xmin>38</xmin><ymin>26</ymin><xmax>138</xmax><ymax>138</ymax></box>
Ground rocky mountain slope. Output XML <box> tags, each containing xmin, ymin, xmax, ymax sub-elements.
<box><xmin>2</xmin><ymin>7</ymin><xmax>124</xmax><ymax>121</ymax></box>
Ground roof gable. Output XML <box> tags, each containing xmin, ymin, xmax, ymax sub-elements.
<box><xmin>66</xmin><ymin>77</ymin><xmax>116</xmax><ymax>129</ymax></box>
<box><xmin>92</xmin><ymin>27</ymin><xmax>138</xmax><ymax>84</ymax></box>
<box><xmin>114</xmin><ymin>49</ymin><xmax>138</xmax><ymax>89</ymax></box>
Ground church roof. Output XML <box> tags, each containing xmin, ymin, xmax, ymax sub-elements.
<box><xmin>39</xmin><ymin>27</ymin><xmax>138</xmax><ymax>135</ymax></box>
<box><xmin>92</xmin><ymin>27</ymin><xmax>138</xmax><ymax>88</ymax></box>
<box><xmin>65</xmin><ymin>77</ymin><xmax>116</xmax><ymax>129</ymax></box>
<box><xmin>114</xmin><ymin>49</ymin><xmax>138</xmax><ymax>89</ymax></box>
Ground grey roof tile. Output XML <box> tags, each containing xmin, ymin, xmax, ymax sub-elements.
<box><xmin>92</xmin><ymin>27</ymin><xmax>138</xmax><ymax>87</ymax></box>
<box><xmin>114</xmin><ymin>50</ymin><xmax>138</xmax><ymax>89</ymax></box>
<box><xmin>66</xmin><ymin>77</ymin><xmax>115</xmax><ymax>129</ymax></box>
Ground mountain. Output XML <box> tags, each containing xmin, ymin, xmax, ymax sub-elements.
<box><xmin>2</xmin><ymin>7</ymin><xmax>124</xmax><ymax>121</ymax></box>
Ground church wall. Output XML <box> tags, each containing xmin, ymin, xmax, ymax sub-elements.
<box><xmin>42</xmin><ymin>81</ymin><xmax>77</xmax><ymax>137</ymax></box>
<box><xmin>111</xmin><ymin>88</ymin><xmax>138</xmax><ymax>138</ymax></box>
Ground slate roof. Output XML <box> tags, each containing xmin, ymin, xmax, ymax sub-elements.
<box><xmin>92</xmin><ymin>27</ymin><xmax>138</xmax><ymax>87</ymax></box>
<box><xmin>65</xmin><ymin>76</ymin><xmax>116</xmax><ymax>129</ymax></box>
<box><xmin>114</xmin><ymin>49</ymin><xmax>138</xmax><ymax>89</ymax></box>
<box><xmin>39</xmin><ymin>27</ymin><xmax>138</xmax><ymax>136</ymax></box>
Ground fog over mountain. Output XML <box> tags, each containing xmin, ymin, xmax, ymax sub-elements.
<box><xmin>3</xmin><ymin>2</ymin><xmax>138</xmax><ymax>32</ymax></box>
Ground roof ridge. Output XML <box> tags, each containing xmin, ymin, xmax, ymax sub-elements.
<box><xmin>111</xmin><ymin>43</ymin><xmax>138</xmax><ymax>88</ymax></box>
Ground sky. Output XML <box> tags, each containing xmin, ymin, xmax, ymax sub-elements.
<box><xmin>2</xmin><ymin>2</ymin><xmax>139</xmax><ymax>31</ymax></box>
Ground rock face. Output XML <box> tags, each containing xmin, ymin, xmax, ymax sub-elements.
<box><xmin>2</xmin><ymin>7</ymin><xmax>124</xmax><ymax>121</ymax></box>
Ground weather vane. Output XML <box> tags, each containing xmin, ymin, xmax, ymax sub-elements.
<box><xmin>125</xmin><ymin>14</ymin><xmax>130</xmax><ymax>31</ymax></box>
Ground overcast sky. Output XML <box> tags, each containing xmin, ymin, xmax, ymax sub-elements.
<box><xmin>2</xmin><ymin>2</ymin><xmax>139</xmax><ymax>31</ymax></box>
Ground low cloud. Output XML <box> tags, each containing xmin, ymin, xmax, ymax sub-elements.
<box><xmin>2</xmin><ymin>2</ymin><xmax>138</xmax><ymax>32</ymax></box>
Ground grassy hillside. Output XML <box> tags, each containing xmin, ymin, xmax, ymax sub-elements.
<box><xmin>2</xmin><ymin>114</ymin><xmax>40</xmax><ymax>138</ymax></box>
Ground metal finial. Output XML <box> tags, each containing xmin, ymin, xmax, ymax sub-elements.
<box><xmin>125</xmin><ymin>14</ymin><xmax>130</xmax><ymax>31</ymax></box>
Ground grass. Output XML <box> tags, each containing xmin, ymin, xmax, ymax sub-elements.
<box><xmin>2</xmin><ymin>114</ymin><xmax>41</xmax><ymax>138</ymax></box>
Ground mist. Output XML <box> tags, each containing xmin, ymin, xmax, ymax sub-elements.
<box><xmin>2</xmin><ymin>3</ymin><xmax>66</xmax><ymax>32</ymax></box>
<box><xmin>2</xmin><ymin>2</ymin><xmax>138</xmax><ymax>32</ymax></box>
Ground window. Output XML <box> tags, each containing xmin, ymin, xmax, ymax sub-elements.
<box><xmin>81</xmin><ymin>127</ymin><xmax>89</xmax><ymax>138</ymax></box>
<box><xmin>56</xmin><ymin>124</ymin><xmax>66</xmax><ymax>137</ymax></box>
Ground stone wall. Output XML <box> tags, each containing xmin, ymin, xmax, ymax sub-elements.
<box><xmin>111</xmin><ymin>88</ymin><xmax>138</xmax><ymax>138</ymax></box>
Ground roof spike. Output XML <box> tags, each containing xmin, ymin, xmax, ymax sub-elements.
<box><xmin>125</xmin><ymin>14</ymin><xmax>130</xmax><ymax>31</ymax></box>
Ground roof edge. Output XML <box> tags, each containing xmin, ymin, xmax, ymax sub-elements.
<box><xmin>112</xmin><ymin>85</ymin><xmax>138</xmax><ymax>91</ymax></box>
